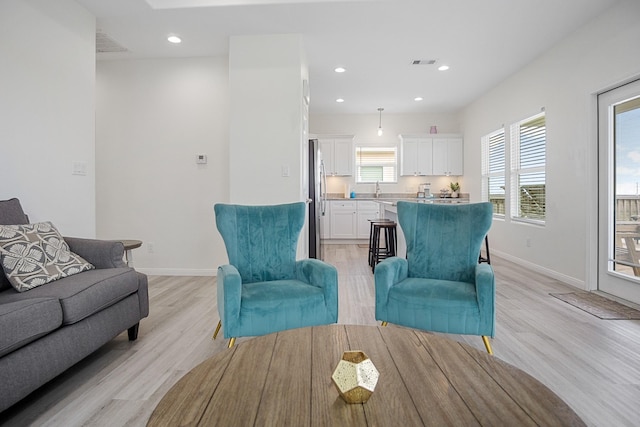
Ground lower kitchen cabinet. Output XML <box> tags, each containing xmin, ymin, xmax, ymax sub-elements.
<box><xmin>330</xmin><ymin>200</ymin><xmax>357</xmax><ymax>239</ymax></box>
<box><xmin>356</xmin><ymin>201</ymin><xmax>380</xmax><ymax>239</ymax></box>
<box><xmin>327</xmin><ymin>200</ymin><xmax>380</xmax><ymax>240</ymax></box>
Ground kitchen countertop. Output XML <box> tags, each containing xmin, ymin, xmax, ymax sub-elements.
<box><xmin>327</xmin><ymin>196</ymin><xmax>470</xmax><ymax>206</ymax></box>
<box><xmin>326</xmin><ymin>192</ymin><xmax>470</xmax><ymax>204</ymax></box>
<box><xmin>326</xmin><ymin>192</ymin><xmax>415</xmax><ymax>200</ymax></box>
<box><xmin>376</xmin><ymin>198</ymin><xmax>469</xmax><ymax>207</ymax></box>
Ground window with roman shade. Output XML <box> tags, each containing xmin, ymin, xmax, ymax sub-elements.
<box><xmin>481</xmin><ymin>129</ymin><xmax>506</xmax><ymax>216</ymax></box>
<box><xmin>510</xmin><ymin>112</ymin><xmax>546</xmax><ymax>222</ymax></box>
<box><xmin>355</xmin><ymin>146</ymin><xmax>398</xmax><ymax>183</ymax></box>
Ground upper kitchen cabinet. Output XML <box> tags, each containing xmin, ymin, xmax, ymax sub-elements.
<box><xmin>318</xmin><ymin>136</ymin><xmax>354</xmax><ymax>176</ymax></box>
<box><xmin>432</xmin><ymin>137</ymin><xmax>463</xmax><ymax>176</ymax></box>
<box><xmin>399</xmin><ymin>134</ymin><xmax>463</xmax><ymax>176</ymax></box>
<box><xmin>399</xmin><ymin>135</ymin><xmax>433</xmax><ymax>176</ymax></box>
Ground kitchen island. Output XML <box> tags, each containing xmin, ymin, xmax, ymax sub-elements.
<box><xmin>320</xmin><ymin>194</ymin><xmax>468</xmax><ymax>248</ymax></box>
<box><xmin>377</xmin><ymin>197</ymin><xmax>469</xmax><ymax>258</ymax></box>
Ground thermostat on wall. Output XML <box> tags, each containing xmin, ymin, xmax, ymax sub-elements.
<box><xmin>196</xmin><ymin>154</ymin><xmax>207</xmax><ymax>164</ymax></box>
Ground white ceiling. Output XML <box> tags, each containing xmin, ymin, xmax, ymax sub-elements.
<box><xmin>76</xmin><ymin>0</ymin><xmax>619</xmax><ymax>115</ymax></box>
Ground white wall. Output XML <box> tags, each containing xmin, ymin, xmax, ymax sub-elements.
<box><xmin>96</xmin><ymin>57</ymin><xmax>229</xmax><ymax>275</ymax></box>
<box><xmin>0</xmin><ymin>0</ymin><xmax>96</xmax><ymax>236</ymax></box>
<box><xmin>8</xmin><ymin>1</ymin><xmax>634</xmax><ymax>284</ymax></box>
<box><xmin>229</xmin><ymin>35</ymin><xmax>308</xmax><ymax>206</ymax></box>
<box><xmin>461</xmin><ymin>0</ymin><xmax>640</xmax><ymax>288</ymax></box>
<box><xmin>310</xmin><ymin>112</ymin><xmax>461</xmax><ymax>196</ymax></box>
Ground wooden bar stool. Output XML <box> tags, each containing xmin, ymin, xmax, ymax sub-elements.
<box><xmin>371</xmin><ymin>221</ymin><xmax>397</xmax><ymax>272</ymax></box>
<box><xmin>478</xmin><ymin>235</ymin><xmax>491</xmax><ymax>264</ymax></box>
<box><xmin>368</xmin><ymin>219</ymin><xmax>393</xmax><ymax>267</ymax></box>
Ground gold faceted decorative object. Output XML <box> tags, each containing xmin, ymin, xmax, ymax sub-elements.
<box><xmin>331</xmin><ymin>351</ymin><xmax>379</xmax><ymax>404</ymax></box>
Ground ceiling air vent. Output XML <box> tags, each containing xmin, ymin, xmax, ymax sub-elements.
<box><xmin>96</xmin><ymin>32</ymin><xmax>128</xmax><ymax>53</ymax></box>
<box><xmin>411</xmin><ymin>59</ymin><xmax>436</xmax><ymax>65</ymax></box>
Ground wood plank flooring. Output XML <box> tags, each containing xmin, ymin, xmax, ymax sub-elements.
<box><xmin>2</xmin><ymin>245</ymin><xmax>640</xmax><ymax>426</ymax></box>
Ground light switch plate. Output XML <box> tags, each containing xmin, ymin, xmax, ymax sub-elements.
<box><xmin>72</xmin><ymin>161</ymin><xmax>87</xmax><ymax>176</ymax></box>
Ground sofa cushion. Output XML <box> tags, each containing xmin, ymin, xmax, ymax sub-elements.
<box><xmin>0</xmin><ymin>268</ymin><xmax>139</xmax><ymax>325</ymax></box>
<box><xmin>0</xmin><ymin>222</ymin><xmax>94</xmax><ymax>292</ymax></box>
<box><xmin>0</xmin><ymin>297</ymin><xmax>63</xmax><ymax>357</ymax></box>
<box><xmin>0</xmin><ymin>198</ymin><xmax>29</xmax><ymax>292</ymax></box>
<box><xmin>0</xmin><ymin>198</ymin><xmax>29</xmax><ymax>226</ymax></box>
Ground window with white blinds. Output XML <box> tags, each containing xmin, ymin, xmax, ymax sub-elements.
<box><xmin>355</xmin><ymin>146</ymin><xmax>397</xmax><ymax>183</ymax></box>
<box><xmin>481</xmin><ymin>129</ymin><xmax>506</xmax><ymax>216</ymax></box>
<box><xmin>510</xmin><ymin>112</ymin><xmax>546</xmax><ymax>222</ymax></box>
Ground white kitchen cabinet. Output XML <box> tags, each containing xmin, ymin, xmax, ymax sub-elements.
<box><xmin>333</xmin><ymin>139</ymin><xmax>353</xmax><ymax>176</ymax></box>
<box><xmin>330</xmin><ymin>200</ymin><xmax>357</xmax><ymax>239</ymax></box>
<box><xmin>319</xmin><ymin>139</ymin><xmax>333</xmax><ymax>174</ymax></box>
<box><xmin>399</xmin><ymin>136</ymin><xmax>433</xmax><ymax>176</ymax></box>
<box><xmin>356</xmin><ymin>201</ymin><xmax>380</xmax><ymax>238</ymax></box>
<box><xmin>400</xmin><ymin>134</ymin><xmax>463</xmax><ymax>176</ymax></box>
<box><xmin>432</xmin><ymin>137</ymin><xmax>463</xmax><ymax>176</ymax></box>
<box><xmin>327</xmin><ymin>200</ymin><xmax>380</xmax><ymax>239</ymax></box>
<box><xmin>318</xmin><ymin>136</ymin><xmax>354</xmax><ymax>176</ymax></box>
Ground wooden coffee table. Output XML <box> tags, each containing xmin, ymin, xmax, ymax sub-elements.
<box><xmin>147</xmin><ymin>325</ymin><xmax>584</xmax><ymax>426</ymax></box>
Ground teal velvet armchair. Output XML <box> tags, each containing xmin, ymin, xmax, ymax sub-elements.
<box><xmin>374</xmin><ymin>202</ymin><xmax>495</xmax><ymax>354</ymax></box>
<box><xmin>213</xmin><ymin>202</ymin><xmax>338</xmax><ymax>347</ymax></box>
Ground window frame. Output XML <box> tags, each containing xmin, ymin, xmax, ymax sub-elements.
<box><xmin>354</xmin><ymin>143</ymin><xmax>399</xmax><ymax>184</ymax></box>
<box><xmin>509</xmin><ymin>111</ymin><xmax>546</xmax><ymax>225</ymax></box>
<box><xmin>481</xmin><ymin>128</ymin><xmax>506</xmax><ymax>218</ymax></box>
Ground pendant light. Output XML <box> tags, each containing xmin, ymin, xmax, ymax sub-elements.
<box><xmin>377</xmin><ymin>108</ymin><xmax>384</xmax><ymax>136</ymax></box>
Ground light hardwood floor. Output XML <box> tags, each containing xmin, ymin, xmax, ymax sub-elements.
<box><xmin>2</xmin><ymin>245</ymin><xmax>640</xmax><ymax>426</ymax></box>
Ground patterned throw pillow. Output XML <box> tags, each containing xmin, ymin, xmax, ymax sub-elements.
<box><xmin>0</xmin><ymin>222</ymin><xmax>94</xmax><ymax>292</ymax></box>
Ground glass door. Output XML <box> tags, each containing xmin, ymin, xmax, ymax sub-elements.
<box><xmin>598</xmin><ymin>79</ymin><xmax>640</xmax><ymax>304</ymax></box>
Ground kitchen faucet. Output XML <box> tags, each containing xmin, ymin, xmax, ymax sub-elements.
<box><xmin>375</xmin><ymin>181</ymin><xmax>381</xmax><ymax>198</ymax></box>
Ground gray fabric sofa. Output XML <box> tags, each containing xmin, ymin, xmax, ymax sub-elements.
<box><xmin>0</xmin><ymin>198</ymin><xmax>149</xmax><ymax>413</ymax></box>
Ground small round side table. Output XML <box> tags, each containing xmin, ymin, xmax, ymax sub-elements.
<box><xmin>115</xmin><ymin>239</ymin><xmax>142</xmax><ymax>267</ymax></box>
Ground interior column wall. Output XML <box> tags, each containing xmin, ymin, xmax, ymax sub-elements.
<box><xmin>0</xmin><ymin>0</ymin><xmax>96</xmax><ymax>237</ymax></box>
<box><xmin>228</xmin><ymin>34</ymin><xmax>307</xmax><ymax>206</ymax></box>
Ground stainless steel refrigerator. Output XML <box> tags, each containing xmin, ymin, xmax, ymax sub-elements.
<box><xmin>308</xmin><ymin>139</ymin><xmax>326</xmax><ymax>259</ymax></box>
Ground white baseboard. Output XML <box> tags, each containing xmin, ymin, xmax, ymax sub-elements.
<box><xmin>491</xmin><ymin>249</ymin><xmax>586</xmax><ymax>290</ymax></box>
<box><xmin>134</xmin><ymin>250</ymin><xmax>585</xmax><ymax>286</ymax></box>
<box><xmin>135</xmin><ymin>268</ymin><xmax>217</xmax><ymax>277</ymax></box>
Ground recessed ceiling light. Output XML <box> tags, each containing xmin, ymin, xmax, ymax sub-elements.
<box><xmin>336</xmin><ymin>98</ymin><xmax>345</xmax><ymax>103</ymax></box>
<box><xmin>167</xmin><ymin>35</ymin><xmax>182</xmax><ymax>44</ymax></box>
<box><xmin>334</xmin><ymin>67</ymin><xmax>346</xmax><ymax>73</ymax></box>
<box><xmin>438</xmin><ymin>65</ymin><xmax>450</xmax><ymax>71</ymax></box>
<box><xmin>414</xmin><ymin>97</ymin><xmax>423</xmax><ymax>101</ymax></box>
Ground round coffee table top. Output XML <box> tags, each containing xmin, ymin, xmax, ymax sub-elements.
<box><xmin>147</xmin><ymin>325</ymin><xmax>584</xmax><ymax>426</ymax></box>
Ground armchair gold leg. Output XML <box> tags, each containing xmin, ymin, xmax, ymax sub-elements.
<box><xmin>212</xmin><ymin>320</ymin><xmax>221</xmax><ymax>340</ymax></box>
<box><xmin>228</xmin><ymin>337</ymin><xmax>236</xmax><ymax>348</ymax></box>
<box><xmin>482</xmin><ymin>336</ymin><xmax>493</xmax><ymax>355</ymax></box>
<box><xmin>381</xmin><ymin>321</ymin><xmax>388</xmax><ymax>327</ymax></box>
